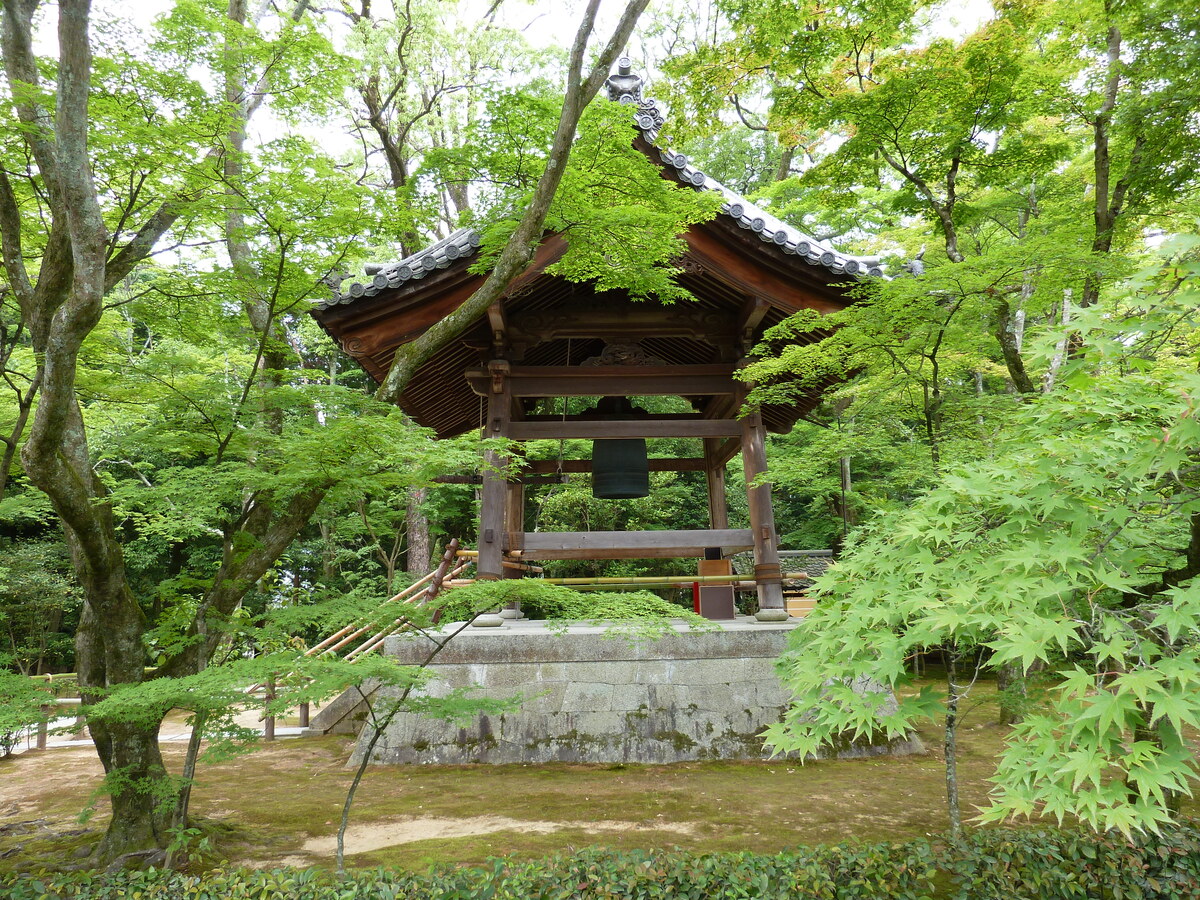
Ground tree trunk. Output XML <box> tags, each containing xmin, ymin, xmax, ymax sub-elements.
<box><xmin>996</xmin><ymin>661</ymin><xmax>1026</xmax><ymax>726</ymax></box>
<box><xmin>406</xmin><ymin>486</ymin><xmax>431</xmax><ymax>577</ymax></box>
<box><xmin>1042</xmin><ymin>293</ymin><xmax>1072</xmax><ymax>393</ymax></box>
<box><xmin>75</xmin><ymin>602</ymin><xmax>168</xmax><ymax>862</ymax></box>
<box><xmin>944</xmin><ymin>648</ymin><xmax>963</xmax><ymax>841</ymax></box>
<box><xmin>993</xmin><ymin>297</ymin><xmax>1036</xmax><ymax>395</ymax></box>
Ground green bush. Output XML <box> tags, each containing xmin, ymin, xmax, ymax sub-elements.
<box><xmin>0</xmin><ymin>672</ymin><xmax>51</xmax><ymax>758</ymax></box>
<box><xmin>4</xmin><ymin>827</ymin><xmax>1200</xmax><ymax>899</ymax></box>
<box><xmin>432</xmin><ymin>579</ymin><xmax>705</xmax><ymax>628</ymax></box>
<box><xmin>943</xmin><ymin>826</ymin><xmax>1200</xmax><ymax>899</ymax></box>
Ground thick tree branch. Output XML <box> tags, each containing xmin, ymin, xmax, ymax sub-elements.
<box><xmin>0</xmin><ymin>0</ymin><xmax>62</xmax><ymax>204</ymax></box>
<box><xmin>0</xmin><ymin>167</ymin><xmax>33</xmax><ymax>305</ymax></box>
<box><xmin>1122</xmin><ymin>511</ymin><xmax>1200</xmax><ymax>607</ymax></box>
<box><xmin>158</xmin><ymin>485</ymin><xmax>330</xmax><ymax>677</ymax></box>
<box><xmin>993</xmin><ymin>296</ymin><xmax>1036</xmax><ymax>394</ymax></box>
<box><xmin>376</xmin><ymin>0</ymin><xmax>650</xmax><ymax>403</ymax></box>
<box><xmin>878</xmin><ymin>146</ymin><xmax>962</xmax><ymax>263</ymax></box>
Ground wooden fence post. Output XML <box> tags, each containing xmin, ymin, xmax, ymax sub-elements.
<box><xmin>264</xmin><ymin>673</ymin><xmax>276</xmax><ymax>741</ymax></box>
<box><xmin>35</xmin><ymin>706</ymin><xmax>50</xmax><ymax>751</ymax></box>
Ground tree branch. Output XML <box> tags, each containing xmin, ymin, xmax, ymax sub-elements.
<box><xmin>0</xmin><ymin>167</ymin><xmax>33</xmax><ymax>306</ymax></box>
<box><xmin>1122</xmin><ymin>511</ymin><xmax>1200</xmax><ymax>606</ymax></box>
<box><xmin>376</xmin><ymin>0</ymin><xmax>650</xmax><ymax>403</ymax></box>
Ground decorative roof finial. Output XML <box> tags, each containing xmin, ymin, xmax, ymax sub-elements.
<box><xmin>320</xmin><ymin>269</ymin><xmax>350</xmax><ymax>296</ymax></box>
<box><xmin>903</xmin><ymin>246</ymin><xmax>926</xmax><ymax>277</ymax></box>
<box><xmin>605</xmin><ymin>56</ymin><xmax>643</xmax><ymax>103</ymax></box>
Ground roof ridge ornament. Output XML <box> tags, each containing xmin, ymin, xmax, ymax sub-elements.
<box><xmin>605</xmin><ymin>56</ymin><xmax>643</xmax><ymax>103</ymax></box>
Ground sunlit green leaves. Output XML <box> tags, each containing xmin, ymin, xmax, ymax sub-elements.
<box><xmin>770</xmin><ymin>257</ymin><xmax>1200</xmax><ymax>832</ymax></box>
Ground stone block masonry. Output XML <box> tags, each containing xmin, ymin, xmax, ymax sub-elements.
<box><xmin>352</xmin><ymin>618</ymin><xmax>923</xmax><ymax>766</ymax></box>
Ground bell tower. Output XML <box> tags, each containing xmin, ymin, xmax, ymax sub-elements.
<box><xmin>311</xmin><ymin>62</ymin><xmax>882</xmax><ymax>622</ymax></box>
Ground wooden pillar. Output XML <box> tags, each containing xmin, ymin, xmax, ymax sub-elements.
<box><xmin>500</xmin><ymin>477</ymin><xmax>526</xmax><ymax>618</ymax></box>
<box><xmin>504</xmin><ymin>479</ymin><xmax>525</xmax><ymax>573</ymax></box>
<box><xmin>477</xmin><ymin>360</ymin><xmax>511</xmax><ymax>581</ymax></box>
<box><xmin>741</xmin><ymin>408</ymin><xmax>786</xmax><ymax>618</ymax></box>
<box><xmin>704</xmin><ymin>438</ymin><xmax>729</xmax><ymax>531</ymax></box>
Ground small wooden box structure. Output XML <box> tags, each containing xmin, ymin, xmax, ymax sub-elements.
<box><xmin>696</xmin><ymin>558</ymin><xmax>736</xmax><ymax>620</ymax></box>
<box><xmin>311</xmin><ymin>63</ymin><xmax>879</xmax><ymax>615</ymax></box>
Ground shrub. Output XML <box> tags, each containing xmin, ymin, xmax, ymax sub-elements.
<box><xmin>5</xmin><ymin>827</ymin><xmax>1200</xmax><ymax>898</ymax></box>
<box><xmin>0</xmin><ymin>672</ymin><xmax>51</xmax><ymax>758</ymax></box>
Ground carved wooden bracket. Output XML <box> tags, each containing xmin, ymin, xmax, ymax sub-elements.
<box><xmin>581</xmin><ymin>342</ymin><xmax>665</xmax><ymax>367</ymax></box>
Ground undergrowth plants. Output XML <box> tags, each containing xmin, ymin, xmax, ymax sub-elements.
<box><xmin>4</xmin><ymin>827</ymin><xmax>1200</xmax><ymax>899</ymax></box>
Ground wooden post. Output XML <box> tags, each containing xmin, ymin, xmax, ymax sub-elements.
<box><xmin>264</xmin><ymin>673</ymin><xmax>276</xmax><ymax>741</ymax></box>
<box><xmin>35</xmin><ymin>707</ymin><xmax>50</xmax><ymax>751</ymax></box>
<box><xmin>704</xmin><ymin>438</ymin><xmax>729</xmax><ymax>531</ymax></box>
<box><xmin>298</xmin><ymin>702</ymin><xmax>310</xmax><ymax>729</ymax></box>
<box><xmin>500</xmin><ymin>478</ymin><xmax>526</xmax><ymax>617</ymax></box>
<box><xmin>741</xmin><ymin>407</ymin><xmax>786</xmax><ymax>619</ymax></box>
<box><xmin>478</xmin><ymin>360</ymin><xmax>511</xmax><ymax>582</ymax></box>
<box><xmin>505</xmin><ymin>480</ymin><xmax>525</xmax><ymax>544</ymax></box>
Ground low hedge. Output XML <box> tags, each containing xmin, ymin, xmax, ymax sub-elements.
<box><xmin>3</xmin><ymin>826</ymin><xmax>1199</xmax><ymax>899</ymax></box>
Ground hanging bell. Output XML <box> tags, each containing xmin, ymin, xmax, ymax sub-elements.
<box><xmin>589</xmin><ymin>396</ymin><xmax>649</xmax><ymax>499</ymax></box>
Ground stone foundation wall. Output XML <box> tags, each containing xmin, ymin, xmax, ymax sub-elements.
<box><xmin>353</xmin><ymin>619</ymin><xmax>923</xmax><ymax>766</ymax></box>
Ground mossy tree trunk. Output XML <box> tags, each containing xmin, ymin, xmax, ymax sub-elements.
<box><xmin>0</xmin><ymin>0</ymin><xmax>324</xmax><ymax>866</ymax></box>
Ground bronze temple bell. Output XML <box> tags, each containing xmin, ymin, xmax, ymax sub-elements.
<box><xmin>588</xmin><ymin>396</ymin><xmax>649</xmax><ymax>499</ymax></box>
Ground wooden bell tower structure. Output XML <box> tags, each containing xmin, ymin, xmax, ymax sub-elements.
<box><xmin>311</xmin><ymin>60</ymin><xmax>881</xmax><ymax>621</ymax></box>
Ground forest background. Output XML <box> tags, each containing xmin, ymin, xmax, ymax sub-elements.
<box><xmin>2</xmin><ymin>0</ymin><xmax>1200</xmax><ymax>868</ymax></box>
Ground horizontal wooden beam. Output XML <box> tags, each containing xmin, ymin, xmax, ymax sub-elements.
<box><xmin>508</xmin><ymin>419</ymin><xmax>741</xmax><ymax>440</ymax></box>
<box><xmin>524</xmin><ymin>457</ymin><xmax>708</xmax><ymax>474</ymax></box>
<box><xmin>508</xmin><ymin>528</ymin><xmax>755</xmax><ymax>560</ymax></box>
<box><xmin>466</xmin><ymin>365</ymin><xmax>738</xmax><ymax>398</ymax></box>
<box><xmin>433</xmin><ymin>474</ymin><xmax>566</xmax><ymax>486</ymax></box>
<box><xmin>521</xmin><ymin>413</ymin><xmax>707</xmax><ymax>422</ymax></box>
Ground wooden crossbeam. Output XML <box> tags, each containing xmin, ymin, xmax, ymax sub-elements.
<box><xmin>466</xmin><ymin>365</ymin><xmax>738</xmax><ymax>398</ymax></box>
<box><xmin>508</xmin><ymin>528</ymin><xmax>755</xmax><ymax>560</ymax></box>
<box><xmin>523</xmin><ymin>457</ymin><xmax>707</xmax><ymax>474</ymax></box>
<box><xmin>508</xmin><ymin>419</ymin><xmax>741</xmax><ymax>440</ymax></box>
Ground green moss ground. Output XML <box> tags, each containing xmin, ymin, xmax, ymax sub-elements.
<box><xmin>1</xmin><ymin>679</ymin><xmax>1195</xmax><ymax>874</ymax></box>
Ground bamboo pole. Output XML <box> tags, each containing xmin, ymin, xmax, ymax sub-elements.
<box><xmin>346</xmin><ymin>560</ymin><xmax>473</xmax><ymax>659</ymax></box>
<box><xmin>442</xmin><ymin>573</ymin><xmax>809</xmax><ymax>590</ymax></box>
<box><xmin>539</xmin><ymin>573</ymin><xmax>808</xmax><ymax>586</ymax></box>
<box><xmin>305</xmin><ymin>567</ymin><xmax>443</xmax><ymax>657</ymax></box>
<box><xmin>345</xmin><ymin>542</ymin><xmax>465</xmax><ymax>660</ymax></box>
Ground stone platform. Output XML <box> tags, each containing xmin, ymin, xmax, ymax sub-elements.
<box><xmin>348</xmin><ymin>618</ymin><xmax>923</xmax><ymax>766</ymax></box>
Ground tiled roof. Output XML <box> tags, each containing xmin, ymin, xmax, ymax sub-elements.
<box><xmin>316</xmin><ymin>228</ymin><xmax>482</xmax><ymax>311</ymax></box>
<box><xmin>317</xmin><ymin>59</ymin><xmax>881</xmax><ymax>309</ymax></box>
<box><xmin>606</xmin><ymin>58</ymin><xmax>883</xmax><ymax>280</ymax></box>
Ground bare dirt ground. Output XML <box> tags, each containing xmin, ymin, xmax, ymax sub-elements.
<box><xmin>281</xmin><ymin>815</ymin><xmax>699</xmax><ymax>865</ymax></box>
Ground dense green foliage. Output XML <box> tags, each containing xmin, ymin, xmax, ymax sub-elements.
<box><xmin>0</xmin><ymin>670</ymin><xmax>49</xmax><ymax>757</ymax></box>
<box><xmin>767</xmin><ymin>252</ymin><xmax>1200</xmax><ymax>833</ymax></box>
<box><xmin>432</xmin><ymin>580</ymin><xmax>705</xmax><ymax>629</ymax></box>
<box><xmin>5</xmin><ymin>826</ymin><xmax>1200</xmax><ymax>898</ymax></box>
<box><xmin>5</xmin><ymin>0</ymin><xmax>1200</xmax><ymax>868</ymax></box>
